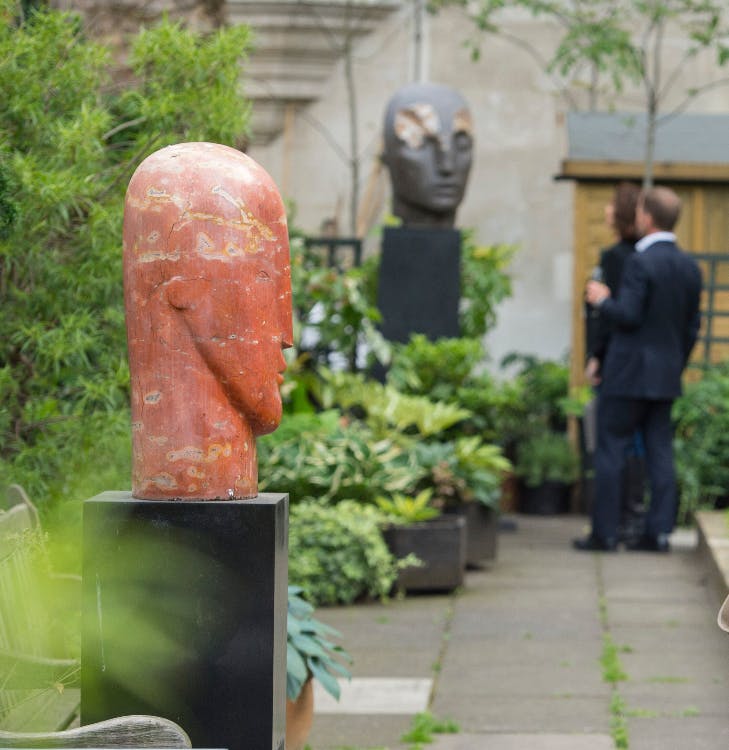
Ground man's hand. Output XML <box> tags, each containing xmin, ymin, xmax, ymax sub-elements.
<box><xmin>586</xmin><ymin>280</ymin><xmax>610</xmax><ymax>306</ymax></box>
<box><xmin>585</xmin><ymin>356</ymin><xmax>601</xmax><ymax>387</ymax></box>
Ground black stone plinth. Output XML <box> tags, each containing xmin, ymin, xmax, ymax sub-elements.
<box><xmin>377</xmin><ymin>226</ymin><xmax>461</xmax><ymax>344</ymax></box>
<box><xmin>81</xmin><ymin>492</ymin><xmax>288</xmax><ymax>750</ymax></box>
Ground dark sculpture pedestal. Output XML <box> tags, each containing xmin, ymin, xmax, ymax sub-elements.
<box><xmin>81</xmin><ymin>492</ymin><xmax>288</xmax><ymax>750</ymax></box>
<box><xmin>377</xmin><ymin>226</ymin><xmax>461</xmax><ymax>344</ymax></box>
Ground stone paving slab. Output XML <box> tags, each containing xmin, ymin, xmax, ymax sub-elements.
<box><xmin>611</xmin><ymin>622</ymin><xmax>729</xmax><ymax>660</ymax></box>
<box><xmin>429</xmin><ymin>694</ymin><xmax>611</xmax><ymax>734</ymax></box>
<box><xmin>314</xmin><ymin>678</ymin><xmax>431</xmax><ymax>714</ymax></box>
<box><xmin>620</xmin><ymin>681</ymin><xmax>728</xmax><ymax>718</ymax></box>
<box><xmin>308</xmin><ymin>713</ymin><xmax>411</xmax><ymax>750</ymax></box>
<box><xmin>602</xmin><ymin>573</ymin><xmax>713</xmax><ymax>603</ymax></box>
<box><xmin>318</xmin><ymin>597</ymin><xmax>450</xmax><ymax>678</ymax></box>
<box><xmin>607</xmin><ymin>597</ymin><xmax>715</xmax><ymax>627</ymax></box>
<box><xmin>617</xmin><ymin>641</ymin><xmax>727</xmax><ymax>683</ymax></box>
<box><xmin>429</xmin><ymin>732</ymin><xmax>614</xmax><ymax>749</ymax></box>
<box><xmin>446</xmin><ymin>605</ymin><xmax>601</xmax><ymax>640</ymax></box>
<box><xmin>626</xmin><ymin>715</ymin><xmax>729</xmax><ymax>750</ymax></box>
<box><xmin>437</xmin><ymin>653</ymin><xmax>605</xmax><ymax>698</ymax></box>
<box><xmin>308</xmin><ymin>514</ymin><xmax>729</xmax><ymax>750</ymax></box>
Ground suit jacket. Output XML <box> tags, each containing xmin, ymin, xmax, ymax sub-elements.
<box><xmin>599</xmin><ymin>240</ymin><xmax>702</xmax><ymax>400</ymax></box>
<box><xmin>585</xmin><ymin>239</ymin><xmax>636</xmax><ymax>363</ymax></box>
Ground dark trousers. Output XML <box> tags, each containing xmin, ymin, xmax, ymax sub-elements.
<box><xmin>593</xmin><ymin>396</ymin><xmax>676</xmax><ymax>542</ymax></box>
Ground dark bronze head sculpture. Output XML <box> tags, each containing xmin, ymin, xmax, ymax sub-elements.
<box><xmin>123</xmin><ymin>142</ymin><xmax>293</xmax><ymax>500</ymax></box>
<box><xmin>382</xmin><ymin>82</ymin><xmax>474</xmax><ymax>228</ymax></box>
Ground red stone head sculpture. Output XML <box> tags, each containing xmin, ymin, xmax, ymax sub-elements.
<box><xmin>123</xmin><ymin>143</ymin><xmax>293</xmax><ymax>500</ymax></box>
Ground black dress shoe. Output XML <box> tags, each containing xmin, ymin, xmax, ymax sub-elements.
<box><xmin>626</xmin><ymin>533</ymin><xmax>670</xmax><ymax>553</ymax></box>
<box><xmin>573</xmin><ymin>535</ymin><xmax>618</xmax><ymax>552</ymax></box>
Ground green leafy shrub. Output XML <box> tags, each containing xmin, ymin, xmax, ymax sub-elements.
<box><xmin>258</xmin><ymin>416</ymin><xmax>424</xmax><ymax>504</ymax></box>
<box><xmin>514</xmin><ymin>433</ymin><xmax>579</xmax><ymax>488</ymax></box>
<box><xmin>501</xmin><ymin>353</ymin><xmax>570</xmax><ymax>433</ymax></box>
<box><xmin>375</xmin><ymin>489</ymin><xmax>440</xmax><ymax>523</ymax></box>
<box><xmin>411</xmin><ymin>437</ymin><xmax>510</xmax><ymax>510</ymax></box>
<box><xmin>673</xmin><ymin>363</ymin><xmax>729</xmax><ymax>522</ymax></box>
<box><xmin>288</xmin><ymin>500</ymin><xmax>402</xmax><ymax>606</ymax></box>
<box><xmin>454</xmin><ymin>374</ymin><xmax>528</xmax><ymax>445</ymax></box>
<box><xmin>314</xmin><ymin>369</ymin><xmax>471</xmax><ymax>438</ymax></box>
<box><xmin>0</xmin><ymin>2</ymin><xmax>253</xmax><ymax>517</ymax></box>
<box><xmin>289</xmin><ymin>236</ymin><xmax>386</xmax><ymax>373</ymax></box>
<box><xmin>289</xmin><ymin>372</ymin><xmax>511</xmax><ymax>510</ymax></box>
<box><xmin>452</xmin><ymin>436</ymin><xmax>512</xmax><ymax>504</ymax></box>
<box><xmin>460</xmin><ymin>234</ymin><xmax>515</xmax><ymax>338</ymax></box>
<box><xmin>387</xmin><ymin>335</ymin><xmax>484</xmax><ymax>402</ymax></box>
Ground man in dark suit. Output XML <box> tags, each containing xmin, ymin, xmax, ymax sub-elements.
<box><xmin>575</xmin><ymin>186</ymin><xmax>702</xmax><ymax>552</ymax></box>
<box><xmin>584</xmin><ymin>182</ymin><xmax>646</xmax><ymax>544</ymax></box>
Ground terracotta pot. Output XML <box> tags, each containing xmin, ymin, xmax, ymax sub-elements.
<box><xmin>499</xmin><ymin>472</ymin><xmax>519</xmax><ymax>513</ymax></box>
<box><xmin>286</xmin><ymin>677</ymin><xmax>314</xmax><ymax>750</ymax></box>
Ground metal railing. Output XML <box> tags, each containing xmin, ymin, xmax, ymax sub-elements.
<box><xmin>693</xmin><ymin>253</ymin><xmax>729</xmax><ymax>366</ymax></box>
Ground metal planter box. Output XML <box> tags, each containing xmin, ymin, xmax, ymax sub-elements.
<box><xmin>445</xmin><ymin>503</ymin><xmax>498</xmax><ymax>567</ymax></box>
<box><xmin>383</xmin><ymin>515</ymin><xmax>466</xmax><ymax>592</ymax></box>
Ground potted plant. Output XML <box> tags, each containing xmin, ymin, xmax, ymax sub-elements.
<box><xmin>446</xmin><ymin>437</ymin><xmax>510</xmax><ymax>565</ymax></box>
<box><xmin>287</xmin><ymin>500</ymin><xmax>408</xmax><ymax>607</ymax></box>
<box><xmin>514</xmin><ymin>432</ymin><xmax>579</xmax><ymax>514</ymax></box>
<box><xmin>286</xmin><ymin>586</ymin><xmax>351</xmax><ymax>750</ymax></box>
<box><xmin>411</xmin><ymin>438</ymin><xmax>510</xmax><ymax>566</ymax></box>
<box><xmin>377</xmin><ymin>489</ymin><xmax>466</xmax><ymax>592</ymax></box>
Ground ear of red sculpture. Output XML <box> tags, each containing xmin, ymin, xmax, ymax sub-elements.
<box><xmin>123</xmin><ymin>142</ymin><xmax>293</xmax><ymax>500</ymax></box>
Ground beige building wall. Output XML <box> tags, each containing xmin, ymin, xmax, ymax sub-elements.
<box><xmin>54</xmin><ymin>0</ymin><xmax>729</xmax><ymax>365</ymax></box>
<box><xmin>249</xmin><ymin>7</ymin><xmax>575</xmax><ymax>366</ymax></box>
<box><xmin>249</xmin><ymin>5</ymin><xmax>729</xmax><ymax>367</ymax></box>
<box><xmin>54</xmin><ymin>0</ymin><xmax>729</xmax><ymax>366</ymax></box>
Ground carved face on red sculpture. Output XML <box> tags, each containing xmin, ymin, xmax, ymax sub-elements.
<box><xmin>161</xmin><ymin>240</ymin><xmax>292</xmax><ymax>437</ymax></box>
<box><xmin>124</xmin><ymin>142</ymin><xmax>293</xmax><ymax>499</ymax></box>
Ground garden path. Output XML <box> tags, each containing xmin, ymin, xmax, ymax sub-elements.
<box><xmin>310</xmin><ymin>515</ymin><xmax>729</xmax><ymax>750</ymax></box>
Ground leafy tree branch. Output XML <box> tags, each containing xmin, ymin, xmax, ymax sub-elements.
<box><xmin>431</xmin><ymin>0</ymin><xmax>729</xmax><ymax>187</ymax></box>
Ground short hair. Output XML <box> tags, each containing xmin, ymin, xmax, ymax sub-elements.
<box><xmin>612</xmin><ymin>182</ymin><xmax>640</xmax><ymax>241</ymax></box>
<box><xmin>641</xmin><ymin>186</ymin><xmax>681</xmax><ymax>231</ymax></box>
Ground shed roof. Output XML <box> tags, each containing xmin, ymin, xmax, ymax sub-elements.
<box><xmin>567</xmin><ymin>112</ymin><xmax>729</xmax><ymax>164</ymax></box>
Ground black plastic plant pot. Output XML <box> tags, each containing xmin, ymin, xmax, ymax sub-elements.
<box><xmin>444</xmin><ymin>503</ymin><xmax>498</xmax><ymax>567</ymax></box>
<box><xmin>383</xmin><ymin>515</ymin><xmax>466</xmax><ymax>592</ymax></box>
<box><xmin>519</xmin><ymin>480</ymin><xmax>572</xmax><ymax>515</ymax></box>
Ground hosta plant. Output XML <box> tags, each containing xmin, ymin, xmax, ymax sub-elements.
<box><xmin>287</xmin><ymin>586</ymin><xmax>351</xmax><ymax>701</ymax></box>
<box><xmin>375</xmin><ymin>489</ymin><xmax>440</xmax><ymax>524</ymax></box>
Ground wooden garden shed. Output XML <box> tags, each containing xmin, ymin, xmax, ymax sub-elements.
<box><xmin>559</xmin><ymin>112</ymin><xmax>729</xmax><ymax>388</ymax></box>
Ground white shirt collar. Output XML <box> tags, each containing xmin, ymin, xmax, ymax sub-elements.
<box><xmin>635</xmin><ymin>231</ymin><xmax>676</xmax><ymax>252</ymax></box>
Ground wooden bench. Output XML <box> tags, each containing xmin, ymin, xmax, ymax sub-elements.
<box><xmin>720</xmin><ymin>594</ymin><xmax>729</xmax><ymax>633</ymax></box>
<box><xmin>1</xmin><ymin>488</ymin><xmax>192</xmax><ymax>748</ymax></box>
<box><xmin>0</xmin><ymin>714</ymin><xmax>191</xmax><ymax>748</ymax></box>
<box><xmin>1</xmin><ymin>485</ymin><xmax>81</xmax><ymax>733</ymax></box>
